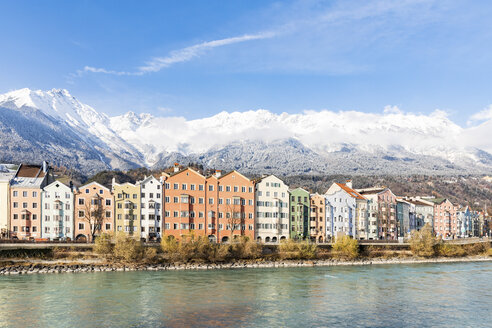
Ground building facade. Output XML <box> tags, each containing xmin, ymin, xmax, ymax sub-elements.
<box><xmin>41</xmin><ymin>181</ymin><xmax>74</xmax><ymax>240</ymax></box>
<box><xmin>255</xmin><ymin>175</ymin><xmax>289</xmax><ymax>243</ymax></box>
<box><xmin>0</xmin><ymin>167</ymin><xmax>15</xmax><ymax>238</ymax></box>
<box><xmin>137</xmin><ymin>176</ymin><xmax>162</xmax><ymax>241</ymax></box>
<box><xmin>74</xmin><ymin>182</ymin><xmax>114</xmax><ymax>242</ymax></box>
<box><xmin>423</xmin><ymin>198</ymin><xmax>458</xmax><ymax>238</ymax></box>
<box><xmin>289</xmin><ymin>188</ymin><xmax>310</xmax><ymax>240</ymax></box>
<box><xmin>113</xmin><ymin>179</ymin><xmax>141</xmax><ymax>238</ymax></box>
<box><xmin>325</xmin><ymin>181</ymin><xmax>367</xmax><ymax>240</ymax></box>
<box><xmin>309</xmin><ymin>193</ymin><xmax>326</xmax><ymax>242</ymax></box>
<box><xmin>216</xmin><ymin>170</ymin><xmax>255</xmax><ymax>242</ymax></box>
<box><xmin>9</xmin><ymin>163</ymin><xmax>53</xmax><ymax>240</ymax></box>
<box><xmin>357</xmin><ymin>187</ymin><xmax>397</xmax><ymax>240</ymax></box>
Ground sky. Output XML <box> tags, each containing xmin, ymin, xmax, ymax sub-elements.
<box><xmin>1</xmin><ymin>0</ymin><xmax>492</xmax><ymax>124</ymax></box>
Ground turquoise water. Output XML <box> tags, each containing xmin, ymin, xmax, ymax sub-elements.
<box><xmin>0</xmin><ymin>262</ymin><xmax>491</xmax><ymax>327</ymax></box>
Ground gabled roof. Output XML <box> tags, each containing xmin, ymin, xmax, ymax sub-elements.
<box><xmin>44</xmin><ymin>180</ymin><xmax>71</xmax><ymax>191</ymax></box>
<box><xmin>168</xmin><ymin>167</ymin><xmax>205</xmax><ymax>179</ymax></box>
<box><xmin>78</xmin><ymin>181</ymin><xmax>111</xmax><ymax>193</ymax></box>
<box><xmin>336</xmin><ymin>183</ymin><xmax>366</xmax><ymax>200</ymax></box>
<box><xmin>218</xmin><ymin>170</ymin><xmax>252</xmax><ymax>182</ymax></box>
<box><xmin>290</xmin><ymin>187</ymin><xmax>310</xmax><ymax>194</ymax></box>
<box><xmin>137</xmin><ymin>175</ymin><xmax>160</xmax><ymax>185</ymax></box>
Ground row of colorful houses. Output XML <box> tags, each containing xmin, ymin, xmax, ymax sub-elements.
<box><xmin>0</xmin><ymin>162</ymin><xmax>490</xmax><ymax>242</ymax></box>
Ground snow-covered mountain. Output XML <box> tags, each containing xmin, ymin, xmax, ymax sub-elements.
<box><xmin>1</xmin><ymin>88</ymin><xmax>491</xmax><ymax>175</ymax></box>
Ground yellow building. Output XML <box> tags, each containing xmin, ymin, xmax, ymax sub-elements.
<box><xmin>112</xmin><ymin>178</ymin><xmax>141</xmax><ymax>238</ymax></box>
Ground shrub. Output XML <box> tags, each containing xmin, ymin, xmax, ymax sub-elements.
<box><xmin>409</xmin><ymin>224</ymin><xmax>437</xmax><ymax>257</ymax></box>
<box><xmin>230</xmin><ymin>237</ymin><xmax>263</xmax><ymax>260</ymax></box>
<box><xmin>436</xmin><ymin>243</ymin><xmax>465</xmax><ymax>257</ymax></box>
<box><xmin>464</xmin><ymin>242</ymin><xmax>490</xmax><ymax>256</ymax></box>
<box><xmin>94</xmin><ymin>233</ymin><xmax>113</xmax><ymax>256</ymax></box>
<box><xmin>113</xmin><ymin>233</ymin><xmax>144</xmax><ymax>262</ymax></box>
<box><xmin>331</xmin><ymin>236</ymin><xmax>359</xmax><ymax>260</ymax></box>
<box><xmin>488</xmin><ymin>248</ymin><xmax>492</xmax><ymax>257</ymax></box>
<box><xmin>143</xmin><ymin>247</ymin><xmax>159</xmax><ymax>263</ymax></box>
<box><xmin>278</xmin><ymin>239</ymin><xmax>318</xmax><ymax>260</ymax></box>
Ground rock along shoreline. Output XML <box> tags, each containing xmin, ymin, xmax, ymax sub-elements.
<box><xmin>1</xmin><ymin>256</ymin><xmax>491</xmax><ymax>275</ymax></box>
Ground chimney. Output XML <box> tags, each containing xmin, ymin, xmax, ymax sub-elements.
<box><xmin>69</xmin><ymin>180</ymin><xmax>73</xmax><ymax>191</ymax></box>
<box><xmin>345</xmin><ymin>179</ymin><xmax>352</xmax><ymax>189</ymax></box>
<box><xmin>112</xmin><ymin>177</ymin><xmax>116</xmax><ymax>188</ymax></box>
<box><xmin>215</xmin><ymin>170</ymin><xmax>222</xmax><ymax>178</ymax></box>
<box><xmin>174</xmin><ymin>163</ymin><xmax>180</xmax><ymax>173</ymax></box>
<box><xmin>42</xmin><ymin>161</ymin><xmax>48</xmax><ymax>173</ymax></box>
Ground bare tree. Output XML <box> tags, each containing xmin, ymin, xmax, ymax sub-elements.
<box><xmin>81</xmin><ymin>194</ymin><xmax>105</xmax><ymax>242</ymax></box>
<box><xmin>224</xmin><ymin>201</ymin><xmax>243</xmax><ymax>240</ymax></box>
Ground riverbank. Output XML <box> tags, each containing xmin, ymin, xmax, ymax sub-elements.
<box><xmin>1</xmin><ymin>256</ymin><xmax>491</xmax><ymax>275</ymax></box>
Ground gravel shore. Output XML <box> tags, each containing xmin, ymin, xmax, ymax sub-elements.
<box><xmin>0</xmin><ymin>256</ymin><xmax>491</xmax><ymax>275</ymax></box>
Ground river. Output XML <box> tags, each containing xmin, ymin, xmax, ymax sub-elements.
<box><xmin>0</xmin><ymin>261</ymin><xmax>490</xmax><ymax>327</ymax></box>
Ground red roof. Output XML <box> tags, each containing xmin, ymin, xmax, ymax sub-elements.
<box><xmin>336</xmin><ymin>183</ymin><xmax>366</xmax><ymax>200</ymax></box>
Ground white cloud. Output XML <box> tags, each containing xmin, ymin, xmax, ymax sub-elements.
<box><xmin>79</xmin><ymin>32</ymin><xmax>275</xmax><ymax>77</ymax></box>
<box><xmin>467</xmin><ymin>105</ymin><xmax>492</xmax><ymax>124</ymax></box>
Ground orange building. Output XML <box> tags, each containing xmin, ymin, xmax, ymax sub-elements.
<box><xmin>10</xmin><ymin>162</ymin><xmax>53</xmax><ymax>240</ymax></box>
<box><xmin>216</xmin><ymin>170</ymin><xmax>255</xmax><ymax>242</ymax></box>
<box><xmin>309</xmin><ymin>193</ymin><xmax>326</xmax><ymax>242</ymax></box>
<box><xmin>74</xmin><ymin>181</ymin><xmax>114</xmax><ymax>242</ymax></box>
<box><xmin>162</xmin><ymin>165</ymin><xmax>255</xmax><ymax>243</ymax></box>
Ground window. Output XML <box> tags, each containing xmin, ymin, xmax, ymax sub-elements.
<box><xmin>219</xmin><ymin>186</ymin><xmax>223</xmax><ymax>192</ymax></box>
<box><xmin>199</xmin><ymin>184</ymin><xmax>204</xmax><ymax>191</ymax></box>
<box><xmin>78</xmin><ymin>223</ymin><xmax>85</xmax><ymax>230</ymax></box>
<box><xmin>32</xmin><ymin>191</ymin><xmax>37</xmax><ymax>197</ymax></box>
<box><xmin>32</xmin><ymin>226</ymin><xmax>37</xmax><ymax>232</ymax></box>
<box><xmin>78</xmin><ymin>211</ymin><xmax>85</xmax><ymax>218</ymax></box>
<box><xmin>23</xmin><ymin>191</ymin><xmax>28</xmax><ymax>197</ymax></box>
<box><xmin>182</xmin><ymin>184</ymin><xmax>187</xmax><ymax>190</ymax></box>
<box><xmin>164</xmin><ymin>223</ymin><xmax>170</xmax><ymax>229</ymax></box>
<box><xmin>234</xmin><ymin>186</ymin><xmax>238</xmax><ymax>192</ymax></box>
<box><xmin>32</xmin><ymin>203</ymin><xmax>37</xmax><ymax>209</ymax></box>
<box><xmin>165</xmin><ymin>183</ymin><xmax>170</xmax><ymax>189</ymax></box>
<box><xmin>13</xmin><ymin>214</ymin><xmax>18</xmax><ymax>220</ymax></box>
<box><xmin>105</xmin><ymin>211</ymin><xmax>111</xmax><ymax>218</ymax></box>
<box><xmin>13</xmin><ymin>191</ymin><xmax>18</xmax><ymax>197</ymax></box>
<box><xmin>209</xmin><ymin>185</ymin><xmax>214</xmax><ymax>191</ymax></box>
<box><xmin>141</xmin><ymin>193</ymin><xmax>145</xmax><ymax>198</ymax></box>
<box><xmin>173</xmin><ymin>183</ymin><xmax>179</xmax><ymax>190</ymax></box>
<box><xmin>13</xmin><ymin>202</ymin><xmax>18</xmax><ymax>208</ymax></box>
<box><xmin>208</xmin><ymin>198</ymin><xmax>214</xmax><ymax>204</ymax></box>
<box><xmin>133</xmin><ymin>194</ymin><xmax>137</xmax><ymax>199</ymax></box>
<box><xmin>22</xmin><ymin>202</ymin><xmax>28</xmax><ymax>208</ymax></box>
<box><xmin>199</xmin><ymin>197</ymin><xmax>204</xmax><ymax>204</ymax></box>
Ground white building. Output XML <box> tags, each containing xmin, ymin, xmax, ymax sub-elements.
<box><xmin>255</xmin><ymin>175</ymin><xmax>290</xmax><ymax>243</ymax></box>
<box><xmin>325</xmin><ymin>181</ymin><xmax>367</xmax><ymax>240</ymax></box>
<box><xmin>41</xmin><ymin>180</ymin><xmax>74</xmax><ymax>240</ymax></box>
<box><xmin>137</xmin><ymin>175</ymin><xmax>162</xmax><ymax>240</ymax></box>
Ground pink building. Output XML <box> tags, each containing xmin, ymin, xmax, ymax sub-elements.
<box><xmin>424</xmin><ymin>198</ymin><xmax>458</xmax><ymax>238</ymax></box>
<box><xmin>10</xmin><ymin>162</ymin><xmax>53</xmax><ymax>240</ymax></box>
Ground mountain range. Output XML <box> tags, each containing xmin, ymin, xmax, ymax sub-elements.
<box><xmin>1</xmin><ymin>88</ymin><xmax>491</xmax><ymax>176</ymax></box>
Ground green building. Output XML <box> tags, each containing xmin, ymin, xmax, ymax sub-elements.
<box><xmin>289</xmin><ymin>188</ymin><xmax>310</xmax><ymax>240</ymax></box>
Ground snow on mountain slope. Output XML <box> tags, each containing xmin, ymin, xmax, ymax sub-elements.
<box><xmin>0</xmin><ymin>88</ymin><xmax>144</xmax><ymax>167</ymax></box>
<box><xmin>1</xmin><ymin>87</ymin><xmax>492</xmax><ymax>175</ymax></box>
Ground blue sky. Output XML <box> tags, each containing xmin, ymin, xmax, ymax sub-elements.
<box><xmin>1</xmin><ymin>0</ymin><xmax>492</xmax><ymax>123</ymax></box>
